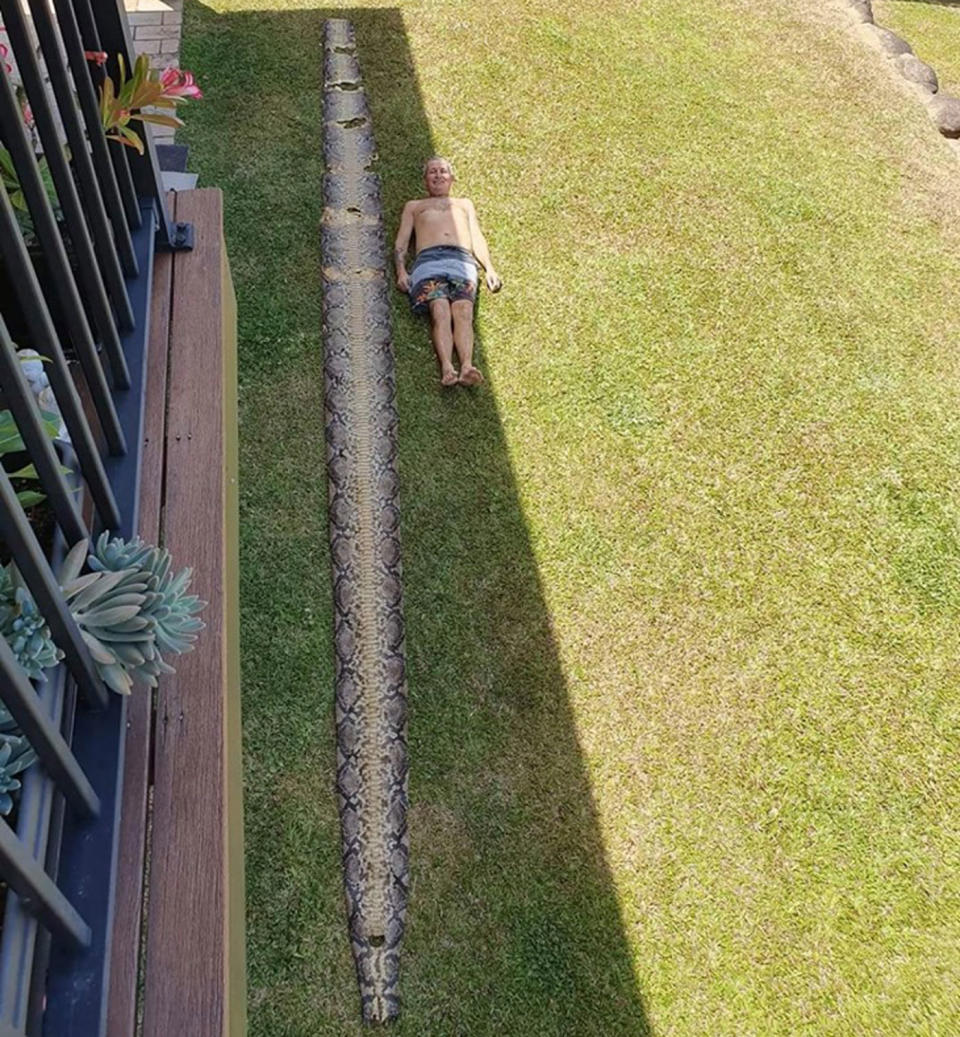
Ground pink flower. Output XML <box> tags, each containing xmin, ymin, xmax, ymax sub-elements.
<box><xmin>158</xmin><ymin>65</ymin><xmax>202</xmax><ymax>100</ymax></box>
<box><xmin>84</xmin><ymin>49</ymin><xmax>108</xmax><ymax>66</ymax></box>
<box><xmin>1</xmin><ymin>40</ymin><xmax>12</xmax><ymax>78</ymax></box>
<box><xmin>21</xmin><ymin>102</ymin><xmax>32</xmax><ymax>127</ymax></box>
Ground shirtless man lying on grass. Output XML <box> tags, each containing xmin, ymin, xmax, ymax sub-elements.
<box><xmin>394</xmin><ymin>157</ymin><xmax>502</xmax><ymax>387</ymax></box>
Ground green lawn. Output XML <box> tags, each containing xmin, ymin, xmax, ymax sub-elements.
<box><xmin>182</xmin><ymin>0</ymin><xmax>960</xmax><ymax>1033</ymax></box>
<box><xmin>876</xmin><ymin>0</ymin><xmax>960</xmax><ymax>96</ymax></box>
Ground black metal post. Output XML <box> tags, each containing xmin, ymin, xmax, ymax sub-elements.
<box><xmin>0</xmin><ymin>0</ymin><xmax>132</xmax><ymax>399</ymax></box>
<box><xmin>51</xmin><ymin>0</ymin><xmax>138</xmax><ymax>278</ymax></box>
<box><xmin>0</xmin><ymin>637</ymin><xmax>99</xmax><ymax>818</ymax></box>
<box><xmin>0</xmin><ymin>467</ymin><xmax>108</xmax><ymax>711</ymax></box>
<box><xmin>0</xmin><ymin>663</ymin><xmax>69</xmax><ymax>1032</ymax></box>
<box><xmin>69</xmin><ymin>0</ymin><xmax>142</xmax><ymax>229</ymax></box>
<box><xmin>0</xmin><ymin>802</ymin><xmax>90</xmax><ymax>952</ymax></box>
<box><xmin>0</xmin><ymin>190</ymin><xmax>123</xmax><ymax>526</ymax></box>
<box><xmin>42</xmin><ymin>203</ymin><xmax>155</xmax><ymax>1037</ymax></box>
<box><xmin>25</xmin><ymin>0</ymin><xmax>136</xmax><ymax>338</ymax></box>
<box><xmin>0</xmin><ymin>327</ymin><xmax>87</xmax><ymax>547</ymax></box>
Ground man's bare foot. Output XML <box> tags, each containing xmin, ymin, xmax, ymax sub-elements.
<box><xmin>441</xmin><ymin>368</ymin><xmax>459</xmax><ymax>387</ymax></box>
<box><xmin>458</xmin><ymin>366</ymin><xmax>484</xmax><ymax>386</ymax></box>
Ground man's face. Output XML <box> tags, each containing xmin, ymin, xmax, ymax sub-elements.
<box><xmin>424</xmin><ymin>160</ymin><xmax>453</xmax><ymax>197</ymax></box>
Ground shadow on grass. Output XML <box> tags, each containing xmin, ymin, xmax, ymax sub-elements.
<box><xmin>184</xmin><ymin>4</ymin><xmax>650</xmax><ymax>1033</ymax></box>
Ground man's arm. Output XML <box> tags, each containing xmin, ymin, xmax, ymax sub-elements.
<box><xmin>394</xmin><ymin>202</ymin><xmax>415</xmax><ymax>292</ymax></box>
<box><xmin>464</xmin><ymin>199</ymin><xmax>502</xmax><ymax>292</ymax></box>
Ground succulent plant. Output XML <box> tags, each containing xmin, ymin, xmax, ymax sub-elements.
<box><xmin>1</xmin><ymin>535</ymin><xmax>205</xmax><ymax>696</ymax></box>
<box><xmin>89</xmin><ymin>532</ymin><xmax>206</xmax><ymax>659</ymax></box>
<box><xmin>0</xmin><ymin>735</ymin><xmax>38</xmax><ymax>815</ymax></box>
<box><xmin>0</xmin><ymin>535</ymin><xmax>205</xmax><ymax>811</ymax></box>
<box><xmin>0</xmin><ymin>569</ymin><xmax>42</xmax><ymax>814</ymax></box>
<box><xmin>0</xmin><ymin>701</ymin><xmax>16</xmax><ymax>732</ymax></box>
<box><xmin>57</xmin><ymin>536</ymin><xmax>206</xmax><ymax>695</ymax></box>
<box><xmin>87</xmin><ymin>533</ymin><xmax>155</xmax><ymax>573</ymax></box>
<box><xmin>0</xmin><ymin>569</ymin><xmax>63</xmax><ymax>681</ymax></box>
<box><xmin>60</xmin><ymin>541</ymin><xmax>152</xmax><ymax>695</ymax></box>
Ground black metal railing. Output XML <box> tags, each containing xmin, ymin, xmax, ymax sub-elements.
<box><xmin>0</xmin><ymin>0</ymin><xmax>187</xmax><ymax>1030</ymax></box>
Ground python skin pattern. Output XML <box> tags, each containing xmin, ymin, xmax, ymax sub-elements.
<box><xmin>321</xmin><ymin>18</ymin><xmax>409</xmax><ymax>1024</ymax></box>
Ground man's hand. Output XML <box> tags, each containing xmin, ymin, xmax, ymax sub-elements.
<box><xmin>485</xmin><ymin>269</ymin><xmax>502</xmax><ymax>293</ymax></box>
<box><xmin>396</xmin><ymin>269</ymin><xmax>410</xmax><ymax>294</ymax></box>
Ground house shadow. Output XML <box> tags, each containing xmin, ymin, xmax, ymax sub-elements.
<box><xmin>183</xmin><ymin>4</ymin><xmax>651</xmax><ymax>1033</ymax></box>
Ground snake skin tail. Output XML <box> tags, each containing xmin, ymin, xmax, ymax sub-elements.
<box><xmin>322</xmin><ymin>18</ymin><xmax>410</xmax><ymax>1025</ymax></box>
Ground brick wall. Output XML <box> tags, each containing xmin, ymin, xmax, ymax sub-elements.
<box><xmin>125</xmin><ymin>0</ymin><xmax>183</xmax><ymax>143</ymax></box>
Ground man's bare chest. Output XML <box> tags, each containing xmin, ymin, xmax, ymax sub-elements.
<box><xmin>415</xmin><ymin>200</ymin><xmax>466</xmax><ymax>224</ymax></box>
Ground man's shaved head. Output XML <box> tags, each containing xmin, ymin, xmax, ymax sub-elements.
<box><xmin>423</xmin><ymin>156</ymin><xmax>455</xmax><ymax>179</ymax></box>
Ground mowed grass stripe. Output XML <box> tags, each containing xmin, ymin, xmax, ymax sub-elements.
<box><xmin>182</xmin><ymin>0</ymin><xmax>960</xmax><ymax>1032</ymax></box>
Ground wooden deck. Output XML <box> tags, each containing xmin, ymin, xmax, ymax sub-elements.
<box><xmin>105</xmin><ymin>189</ymin><xmax>246</xmax><ymax>1037</ymax></box>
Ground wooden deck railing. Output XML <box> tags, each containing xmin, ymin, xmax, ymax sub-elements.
<box><xmin>0</xmin><ymin>1</ymin><xmax>243</xmax><ymax>1032</ymax></box>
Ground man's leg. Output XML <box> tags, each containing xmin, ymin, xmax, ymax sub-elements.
<box><xmin>428</xmin><ymin>298</ymin><xmax>458</xmax><ymax>386</ymax></box>
<box><xmin>451</xmin><ymin>299</ymin><xmax>483</xmax><ymax>385</ymax></box>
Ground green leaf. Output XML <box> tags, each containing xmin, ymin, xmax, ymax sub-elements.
<box><xmin>8</xmin><ymin>463</ymin><xmax>70</xmax><ymax>480</ymax></box>
<box><xmin>99</xmin><ymin>662</ymin><xmax>132</xmax><ymax>695</ymax></box>
<box><xmin>80</xmin><ymin>629</ymin><xmax>117</xmax><ymax>665</ymax></box>
<box><xmin>38</xmin><ymin>410</ymin><xmax>61</xmax><ymax>439</ymax></box>
<box><xmin>138</xmin><ymin>112</ymin><xmax>184</xmax><ymax>129</ymax></box>
<box><xmin>37</xmin><ymin>157</ymin><xmax>59</xmax><ymax>211</ymax></box>
<box><xmin>81</xmin><ymin>604</ymin><xmax>143</xmax><ymax>626</ymax></box>
<box><xmin>100</xmin><ymin>74</ymin><xmax>115</xmax><ymax>125</ymax></box>
<box><xmin>83</xmin><ymin>627</ymin><xmax>155</xmax><ymax>643</ymax></box>
<box><xmin>0</xmin><ymin>408</ymin><xmax>64</xmax><ymax>458</ymax></box>
<box><xmin>0</xmin><ymin>146</ymin><xmax>16</xmax><ymax>183</ymax></box>
<box><xmin>60</xmin><ymin>541</ymin><xmax>89</xmax><ymax>586</ymax></box>
<box><xmin>134</xmin><ymin>53</ymin><xmax>151</xmax><ymax>84</ymax></box>
<box><xmin>69</xmin><ymin>569</ymin><xmax>129</xmax><ymax>610</ymax></box>
<box><xmin>118</xmin><ymin>125</ymin><xmax>145</xmax><ymax>155</ymax></box>
<box><xmin>89</xmin><ymin>614</ymin><xmax>153</xmax><ymax>633</ymax></box>
<box><xmin>0</xmin><ymin>411</ymin><xmax>25</xmax><ymax>456</ymax></box>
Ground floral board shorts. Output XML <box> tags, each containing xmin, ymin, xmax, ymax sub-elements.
<box><xmin>409</xmin><ymin>245</ymin><xmax>478</xmax><ymax>316</ymax></box>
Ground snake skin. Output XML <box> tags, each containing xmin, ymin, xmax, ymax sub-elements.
<box><xmin>321</xmin><ymin>19</ymin><xmax>409</xmax><ymax>1024</ymax></box>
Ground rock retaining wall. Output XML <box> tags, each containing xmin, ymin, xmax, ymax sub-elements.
<box><xmin>838</xmin><ymin>0</ymin><xmax>960</xmax><ymax>143</ymax></box>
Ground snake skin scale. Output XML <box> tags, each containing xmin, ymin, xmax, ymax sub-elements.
<box><xmin>321</xmin><ymin>19</ymin><xmax>409</xmax><ymax>1025</ymax></box>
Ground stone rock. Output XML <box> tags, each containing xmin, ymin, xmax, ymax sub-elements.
<box><xmin>865</xmin><ymin>25</ymin><xmax>913</xmax><ymax>58</ymax></box>
<box><xmin>896</xmin><ymin>53</ymin><xmax>938</xmax><ymax>93</ymax></box>
<box><xmin>847</xmin><ymin>0</ymin><xmax>873</xmax><ymax>24</ymax></box>
<box><xmin>929</xmin><ymin>95</ymin><xmax>960</xmax><ymax>138</ymax></box>
<box><xmin>16</xmin><ymin>348</ymin><xmax>68</xmax><ymax>441</ymax></box>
